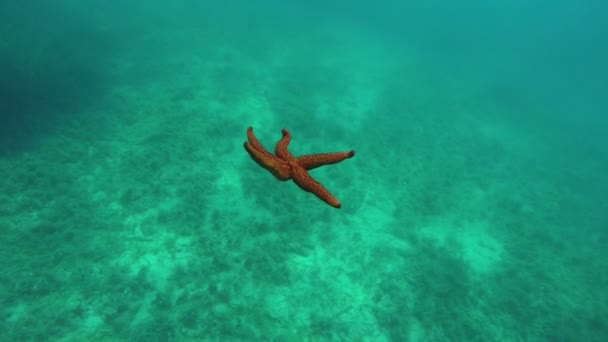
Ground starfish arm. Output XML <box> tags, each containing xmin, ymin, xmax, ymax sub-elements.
<box><xmin>275</xmin><ymin>128</ymin><xmax>295</xmax><ymax>161</ymax></box>
<box><xmin>244</xmin><ymin>141</ymin><xmax>292</xmax><ymax>181</ymax></box>
<box><xmin>291</xmin><ymin>167</ymin><xmax>342</xmax><ymax>208</ymax></box>
<box><xmin>246</xmin><ymin>127</ymin><xmax>274</xmax><ymax>159</ymax></box>
<box><xmin>295</xmin><ymin>150</ymin><xmax>355</xmax><ymax>171</ymax></box>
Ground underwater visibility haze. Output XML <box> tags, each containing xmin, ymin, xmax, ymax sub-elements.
<box><xmin>1</xmin><ymin>0</ymin><xmax>607</xmax><ymax>340</ymax></box>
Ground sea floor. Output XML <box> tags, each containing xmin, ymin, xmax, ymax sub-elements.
<box><xmin>1</xmin><ymin>5</ymin><xmax>607</xmax><ymax>340</ymax></box>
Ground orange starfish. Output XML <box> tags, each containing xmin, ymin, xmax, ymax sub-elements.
<box><xmin>244</xmin><ymin>127</ymin><xmax>355</xmax><ymax>208</ymax></box>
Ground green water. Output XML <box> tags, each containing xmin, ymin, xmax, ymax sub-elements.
<box><xmin>1</xmin><ymin>1</ymin><xmax>606</xmax><ymax>340</ymax></box>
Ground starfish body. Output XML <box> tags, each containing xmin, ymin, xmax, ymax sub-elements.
<box><xmin>244</xmin><ymin>127</ymin><xmax>355</xmax><ymax>208</ymax></box>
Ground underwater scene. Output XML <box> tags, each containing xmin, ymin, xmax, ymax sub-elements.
<box><xmin>1</xmin><ymin>1</ymin><xmax>607</xmax><ymax>340</ymax></box>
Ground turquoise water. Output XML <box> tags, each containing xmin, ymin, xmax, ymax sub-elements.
<box><xmin>1</xmin><ymin>1</ymin><xmax>607</xmax><ymax>340</ymax></box>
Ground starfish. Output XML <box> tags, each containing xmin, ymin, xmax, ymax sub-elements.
<box><xmin>244</xmin><ymin>127</ymin><xmax>355</xmax><ymax>208</ymax></box>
